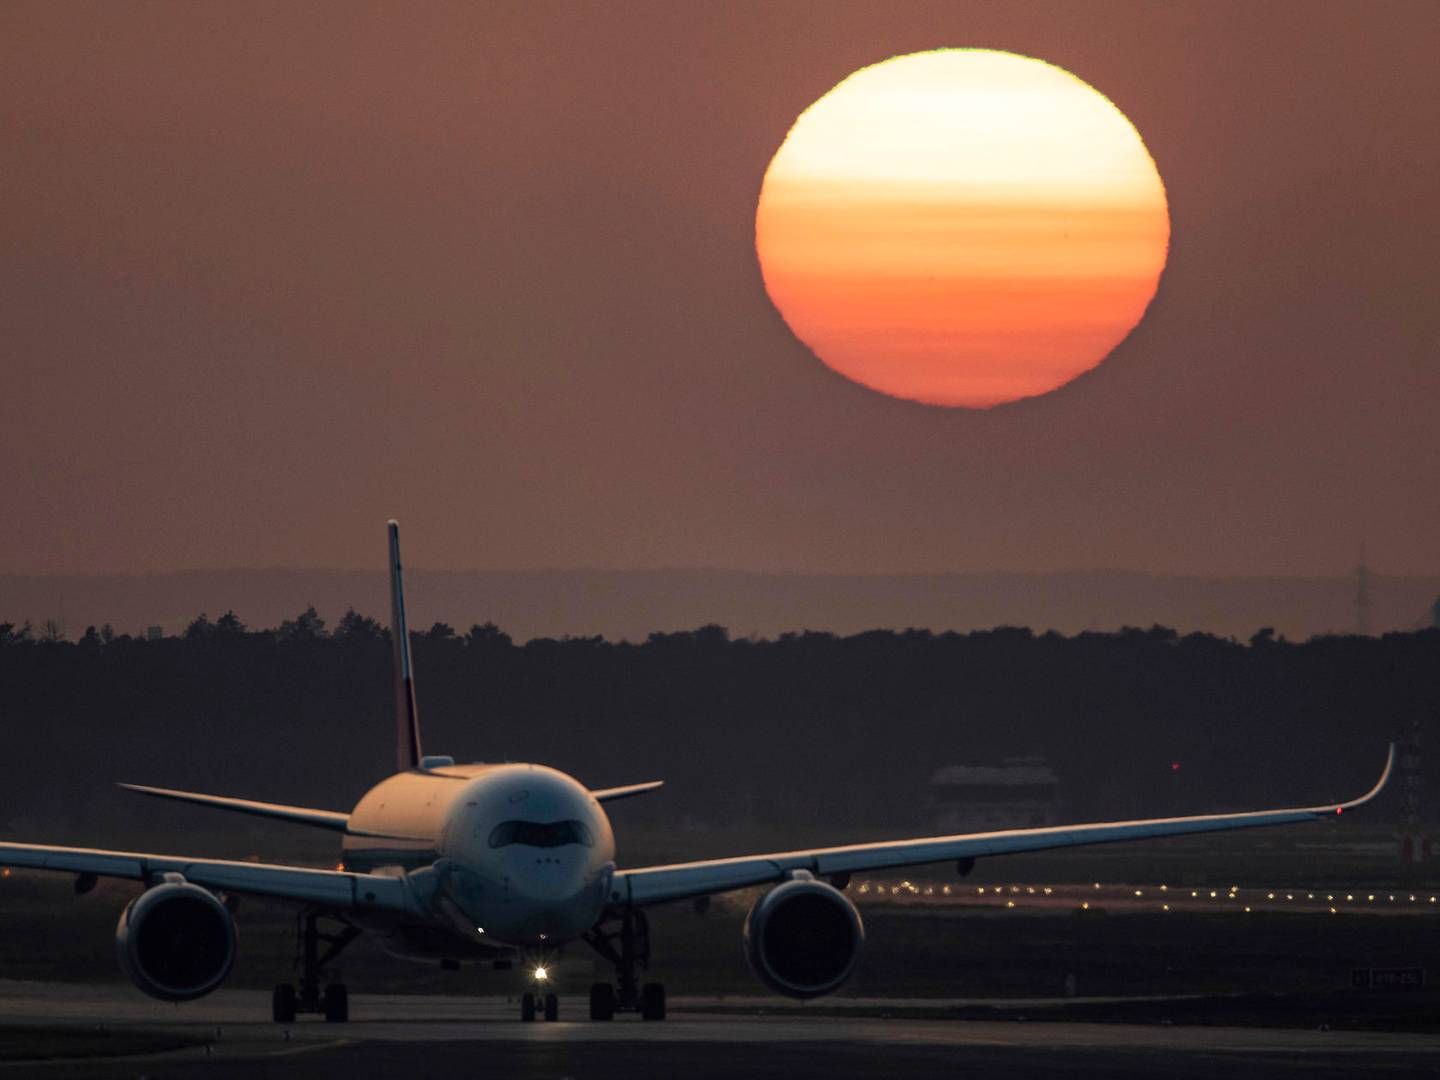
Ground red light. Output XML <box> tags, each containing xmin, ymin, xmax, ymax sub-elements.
<box><xmin>1336</xmin><ymin>807</ymin><xmax>1343</xmax><ymax>815</ymax></box>
<box><xmin>1170</xmin><ymin>761</ymin><xmax>1181</xmax><ymax>772</ymax></box>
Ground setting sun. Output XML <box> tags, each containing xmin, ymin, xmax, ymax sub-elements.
<box><xmin>756</xmin><ymin>49</ymin><xmax>1170</xmax><ymax>408</ymax></box>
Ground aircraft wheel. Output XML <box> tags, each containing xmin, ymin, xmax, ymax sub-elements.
<box><xmin>543</xmin><ymin>992</ymin><xmax>559</xmax><ymax>1022</ymax></box>
<box><xmin>520</xmin><ymin>991</ymin><xmax>537</xmax><ymax>1022</ymax></box>
<box><xmin>323</xmin><ymin>983</ymin><xmax>349</xmax><ymax>1023</ymax></box>
<box><xmin>589</xmin><ymin>982</ymin><xmax>616</xmax><ymax>1021</ymax></box>
<box><xmin>640</xmin><ymin>982</ymin><xmax>666</xmax><ymax>1021</ymax></box>
<box><xmin>272</xmin><ymin>983</ymin><xmax>297</xmax><ymax>1023</ymax></box>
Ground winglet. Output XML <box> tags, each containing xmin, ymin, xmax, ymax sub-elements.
<box><xmin>389</xmin><ymin>520</ymin><xmax>423</xmax><ymax>771</ymax></box>
<box><xmin>1331</xmin><ymin>742</ymin><xmax>1395</xmax><ymax>813</ymax></box>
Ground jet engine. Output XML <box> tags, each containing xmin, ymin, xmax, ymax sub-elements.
<box><xmin>743</xmin><ymin>873</ymin><xmax>864</xmax><ymax>998</ymax></box>
<box><xmin>115</xmin><ymin>879</ymin><xmax>237</xmax><ymax>1002</ymax></box>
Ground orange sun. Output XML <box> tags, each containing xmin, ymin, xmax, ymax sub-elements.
<box><xmin>756</xmin><ymin>49</ymin><xmax>1170</xmax><ymax>408</ymax></box>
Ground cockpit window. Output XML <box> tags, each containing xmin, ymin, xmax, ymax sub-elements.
<box><xmin>488</xmin><ymin>819</ymin><xmax>595</xmax><ymax>849</ymax></box>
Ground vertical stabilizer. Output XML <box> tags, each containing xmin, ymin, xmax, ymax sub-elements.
<box><xmin>388</xmin><ymin>520</ymin><xmax>423</xmax><ymax>771</ymax></box>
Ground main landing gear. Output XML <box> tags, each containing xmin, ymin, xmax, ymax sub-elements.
<box><xmin>582</xmin><ymin>907</ymin><xmax>666</xmax><ymax>1021</ymax></box>
<box><xmin>272</xmin><ymin>911</ymin><xmax>360</xmax><ymax>1023</ymax></box>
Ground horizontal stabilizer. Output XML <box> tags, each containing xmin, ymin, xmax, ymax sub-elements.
<box><xmin>591</xmin><ymin>780</ymin><xmax>664</xmax><ymax>803</ymax></box>
<box><xmin>119</xmin><ymin>784</ymin><xmax>351</xmax><ymax>832</ymax></box>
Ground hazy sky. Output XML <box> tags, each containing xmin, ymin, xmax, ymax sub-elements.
<box><xmin>2</xmin><ymin>1</ymin><xmax>1437</xmax><ymax>577</ymax></box>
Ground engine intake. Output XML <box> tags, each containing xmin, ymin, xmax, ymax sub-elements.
<box><xmin>115</xmin><ymin>880</ymin><xmax>237</xmax><ymax>1002</ymax></box>
<box><xmin>743</xmin><ymin>874</ymin><xmax>864</xmax><ymax>998</ymax></box>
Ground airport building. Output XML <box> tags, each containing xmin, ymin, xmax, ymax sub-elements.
<box><xmin>929</xmin><ymin>757</ymin><xmax>1061</xmax><ymax>832</ymax></box>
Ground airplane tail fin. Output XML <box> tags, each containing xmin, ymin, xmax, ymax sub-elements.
<box><xmin>389</xmin><ymin>520</ymin><xmax>423</xmax><ymax>771</ymax></box>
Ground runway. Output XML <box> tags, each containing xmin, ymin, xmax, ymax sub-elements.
<box><xmin>2</xmin><ymin>981</ymin><xmax>1439</xmax><ymax>1078</ymax></box>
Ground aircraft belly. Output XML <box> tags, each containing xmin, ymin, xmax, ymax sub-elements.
<box><xmin>378</xmin><ymin>921</ymin><xmax>514</xmax><ymax>962</ymax></box>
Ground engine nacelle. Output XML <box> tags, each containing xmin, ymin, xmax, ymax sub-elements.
<box><xmin>743</xmin><ymin>873</ymin><xmax>864</xmax><ymax>999</ymax></box>
<box><xmin>115</xmin><ymin>879</ymin><xmax>237</xmax><ymax>1002</ymax></box>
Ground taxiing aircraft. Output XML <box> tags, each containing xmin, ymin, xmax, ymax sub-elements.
<box><xmin>0</xmin><ymin>523</ymin><xmax>1393</xmax><ymax>1023</ymax></box>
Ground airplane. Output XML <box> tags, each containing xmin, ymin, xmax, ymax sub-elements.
<box><xmin>0</xmin><ymin>522</ymin><xmax>1394</xmax><ymax>1024</ymax></box>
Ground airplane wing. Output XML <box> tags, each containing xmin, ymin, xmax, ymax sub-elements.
<box><xmin>0</xmin><ymin>841</ymin><xmax>418</xmax><ymax>914</ymax></box>
<box><xmin>608</xmin><ymin>744</ymin><xmax>1394</xmax><ymax>908</ymax></box>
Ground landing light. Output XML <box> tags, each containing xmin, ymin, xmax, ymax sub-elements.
<box><xmin>534</xmin><ymin>966</ymin><xmax>548</xmax><ymax>982</ymax></box>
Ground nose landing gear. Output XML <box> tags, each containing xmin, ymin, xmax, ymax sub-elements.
<box><xmin>582</xmin><ymin>907</ymin><xmax>666</xmax><ymax>1020</ymax></box>
<box><xmin>520</xmin><ymin>959</ymin><xmax>561</xmax><ymax>1021</ymax></box>
<box><xmin>520</xmin><ymin>989</ymin><xmax>560</xmax><ymax>1021</ymax></box>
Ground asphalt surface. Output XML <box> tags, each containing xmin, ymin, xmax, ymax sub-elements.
<box><xmin>2</xmin><ymin>981</ymin><xmax>1439</xmax><ymax>1078</ymax></box>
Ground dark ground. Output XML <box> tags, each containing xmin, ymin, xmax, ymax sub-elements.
<box><xmin>24</xmin><ymin>1037</ymin><xmax>1440</xmax><ymax>1080</ymax></box>
<box><xmin>4</xmin><ymin>997</ymin><xmax>1439</xmax><ymax>1080</ymax></box>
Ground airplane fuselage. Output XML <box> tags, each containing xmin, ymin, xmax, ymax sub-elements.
<box><xmin>343</xmin><ymin>764</ymin><xmax>615</xmax><ymax>954</ymax></box>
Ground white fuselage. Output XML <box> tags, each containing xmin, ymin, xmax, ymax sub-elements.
<box><xmin>341</xmin><ymin>764</ymin><xmax>615</xmax><ymax>954</ymax></box>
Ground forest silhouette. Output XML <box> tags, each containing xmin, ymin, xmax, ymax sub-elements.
<box><xmin>0</xmin><ymin>613</ymin><xmax>1432</xmax><ymax>838</ymax></box>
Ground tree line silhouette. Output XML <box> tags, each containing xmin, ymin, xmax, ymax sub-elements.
<box><xmin>1</xmin><ymin>612</ymin><xmax>1434</xmax><ymax>837</ymax></box>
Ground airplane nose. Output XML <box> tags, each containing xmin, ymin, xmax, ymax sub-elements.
<box><xmin>515</xmin><ymin>855</ymin><xmax>590</xmax><ymax>903</ymax></box>
<box><xmin>507</xmin><ymin>855</ymin><xmax>600</xmax><ymax>940</ymax></box>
